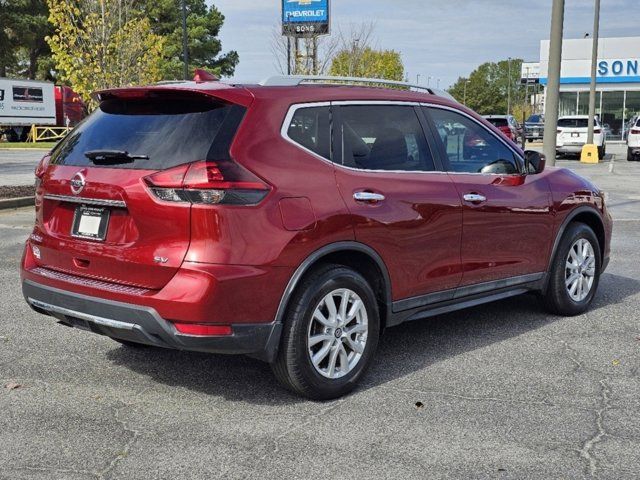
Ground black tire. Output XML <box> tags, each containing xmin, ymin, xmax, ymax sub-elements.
<box><xmin>272</xmin><ymin>264</ymin><xmax>380</xmax><ymax>400</ymax></box>
<box><xmin>598</xmin><ymin>145</ymin><xmax>605</xmax><ymax>159</ymax></box>
<box><xmin>542</xmin><ymin>223</ymin><xmax>601</xmax><ymax>316</ymax></box>
<box><xmin>628</xmin><ymin>148</ymin><xmax>635</xmax><ymax>162</ymax></box>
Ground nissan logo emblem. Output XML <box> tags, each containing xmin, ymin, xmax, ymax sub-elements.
<box><xmin>70</xmin><ymin>172</ymin><xmax>86</xmax><ymax>195</ymax></box>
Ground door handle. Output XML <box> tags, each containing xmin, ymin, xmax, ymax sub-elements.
<box><xmin>353</xmin><ymin>191</ymin><xmax>385</xmax><ymax>203</ymax></box>
<box><xmin>463</xmin><ymin>193</ymin><xmax>487</xmax><ymax>203</ymax></box>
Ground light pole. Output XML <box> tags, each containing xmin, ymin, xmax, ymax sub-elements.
<box><xmin>587</xmin><ymin>0</ymin><xmax>601</xmax><ymax>147</ymax></box>
<box><xmin>416</xmin><ymin>74</ymin><xmax>421</xmax><ymax>84</ymax></box>
<box><xmin>436</xmin><ymin>78</ymin><xmax>440</xmax><ymax>88</ymax></box>
<box><xmin>543</xmin><ymin>0</ymin><xmax>566</xmax><ymax>166</ymax></box>
<box><xmin>181</xmin><ymin>0</ymin><xmax>188</xmax><ymax>80</ymax></box>
<box><xmin>427</xmin><ymin>76</ymin><xmax>432</xmax><ymax>87</ymax></box>
<box><xmin>507</xmin><ymin>57</ymin><xmax>512</xmax><ymax>115</ymax></box>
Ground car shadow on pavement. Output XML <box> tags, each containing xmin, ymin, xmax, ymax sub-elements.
<box><xmin>105</xmin><ymin>272</ymin><xmax>640</xmax><ymax>403</ymax></box>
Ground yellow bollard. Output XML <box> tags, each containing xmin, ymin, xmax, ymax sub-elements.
<box><xmin>580</xmin><ymin>144</ymin><xmax>599</xmax><ymax>163</ymax></box>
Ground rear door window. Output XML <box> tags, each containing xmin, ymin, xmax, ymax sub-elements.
<box><xmin>286</xmin><ymin>106</ymin><xmax>331</xmax><ymax>159</ymax></box>
<box><xmin>337</xmin><ymin>105</ymin><xmax>435</xmax><ymax>172</ymax></box>
<box><xmin>50</xmin><ymin>95</ymin><xmax>246</xmax><ymax>170</ymax></box>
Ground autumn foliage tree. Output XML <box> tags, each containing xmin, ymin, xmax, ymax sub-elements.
<box><xmin>45</xmin><ymin>0</ymin><xmax>165</xmax><ymax>107</ymax></box>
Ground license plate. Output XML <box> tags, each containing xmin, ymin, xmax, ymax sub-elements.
<box><xmin>571</xmin><ymin>132</ymin><xmax>580</xmax><ymax>138</ymax></box>
<box><xmin>71</xmin><ymin>205</ymin><xmax>110</xmax><ymax>241</ymax></box>
<box><xmin>533</xmin><ymin>132</ymin><xmax>539</xmax><ymax>137</ymax></box>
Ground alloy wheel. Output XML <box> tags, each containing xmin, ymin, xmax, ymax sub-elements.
<box><xmin>307</xmin><ymin>288</ymin><xmax>368</xmax><ymax>379</ymax></box>
<box><xmin>565</xmin><ymin>238</ymin><xmax>596</xmax><ymax>302</ymax></box>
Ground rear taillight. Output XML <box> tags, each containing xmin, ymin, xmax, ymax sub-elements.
<box><xmin>34</xmin><ymin>154</ymin><xmax>51</xmax><ymax>187</ymax></box>
<box><xmin>594</xmin><ymin>128</ymin><xmax>601</xmax><ymax>134</ymax></box>
<box><xmin>557</xmin><ymin>129</ymin><xmax>563</xmax><ymax>135</ymax></box>
<box><xmin>144</xmin><ymin>160</ymin><xmax>270</xmax><ymax>206</ymax></box>
<box><xmin>631</xmin><ymin>129</ymin><xmax>640</xmax><ymax>135</ymax></box>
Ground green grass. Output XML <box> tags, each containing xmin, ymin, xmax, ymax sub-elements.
<box><xmin>0</xmin><ymin>142</ymin><xmax>58</xmax><ymax>149</ymax></box>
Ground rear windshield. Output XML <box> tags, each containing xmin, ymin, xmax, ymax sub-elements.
<box><xmin>50</xmin><ymin>95</ymin><xmax>246</xmax><ymax>170</ymax></box>
<box><xmin>486</xmin><ymin>118</ymin><xmax>508</xmax><ymax>127</ymax></box>
<box><xmin>558</xmin><ymin>118</ymin><xmax>589</xmax><ymax>128</ymax></box>
<box><xmin>527</xmin><ymin>115</ymin><xmax>543</xmax><ymax>123</ymax></box>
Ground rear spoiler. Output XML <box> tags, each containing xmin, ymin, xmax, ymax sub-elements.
<box><xmin>93</xmin><ymin>82</ymin><xmax>254</xmax><ymax>107</ymax></box>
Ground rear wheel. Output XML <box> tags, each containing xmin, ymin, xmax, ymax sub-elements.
<box><xmin>542</xmin><ymin>223</ymin><xmax>601</xmax><ymax>316</ymax></box>
<box><xmin>598</xmin><ymin>145</ymin><xmax>605</xmax><ymax>159</ymax></box>
<box><xmin>272</xmin><ymin>264</ymin><xmax>380</xmax><ymax>400</ymax></box>
<box><xmin>628</xmin><ymin>148</ymin><xmax>635</xmax><ymax>161</ymax></box>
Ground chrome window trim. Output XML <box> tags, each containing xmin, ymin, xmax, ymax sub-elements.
<box><xmin>420</xmin><ymin>102</ymin><xmax>526</xmax><ymax>175</ymax></box>
<box><xmin>280</xmin><ymin>101</ymin><xmax>446</xmax><ymax>175</ymax></box>
<box><xmin>43</xmin><ymin>194</ymin><xmax>126</xmax><ymax>208</ymax></box>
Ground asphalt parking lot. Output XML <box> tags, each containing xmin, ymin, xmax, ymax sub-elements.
<box><xmin>0</xmin><ymin>146</ymin><xmax>639</xmax><ymax>479</ymax></box>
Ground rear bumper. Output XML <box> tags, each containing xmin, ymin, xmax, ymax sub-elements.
<box><xmin>22</xmin><ymin>279</ymin><xmax>282</xmax><ymax>362</ymax></box>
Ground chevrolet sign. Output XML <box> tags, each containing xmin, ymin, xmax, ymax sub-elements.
<box><xmin>282</xmin><ymin>0</ymin><xmax>329</xmax><ymax>36</ymax></box>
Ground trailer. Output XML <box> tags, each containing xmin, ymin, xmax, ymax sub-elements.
<box><xmin>0</xmin><ymin>78</ymin><xmax>86</xmax><ymax>142</ymax></box>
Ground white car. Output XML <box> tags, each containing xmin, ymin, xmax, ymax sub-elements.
<box><xmin>556</xmin><ymin>115</ymin><xmax>606</xmax><ymax>158</ymax></box>
<box><xmin>626</xmin><ymin>117</ymin><xmax>640</xmax><ymax>161</ymax></box>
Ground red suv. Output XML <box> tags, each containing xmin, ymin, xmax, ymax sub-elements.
<box><xmin>21</xmin><ymin>75</ymin><xmax>612</xmax><ymax>399</ymax></box>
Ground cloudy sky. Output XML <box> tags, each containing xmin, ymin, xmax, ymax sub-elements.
<box><xmin>209</xmin><ymin>0</ymin><xmax>638</xmax><ymax>88</ymax></box>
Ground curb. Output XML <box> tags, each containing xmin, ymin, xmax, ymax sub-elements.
<box><xmin>0</xmin><ymin>148</ymin><xmax>51</xmax><ymax>151</ymax></box>
<box><xmin>0</xmin><ymin>196</ymin><xmax>35</xmax><ymax>210</ymax></box>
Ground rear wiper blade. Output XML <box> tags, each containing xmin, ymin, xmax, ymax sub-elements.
<box><xmin>84</xmin><ymin>150</ymin><xmax>149</xmax><ymax>165</ymax></box>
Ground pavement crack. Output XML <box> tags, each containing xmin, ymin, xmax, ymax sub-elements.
<box><xmin>578</xmin><ymin>379</ymin><xmax>612</xmax><ymax>477</ymax></box>
<box><xmin>17</xmin><ymin>465</ymin><xmax>93</xmax><ymax>477</ymax></box>
<box><xmin>94</xmin><ymin>400</ymin><xmax>143</xmax><ymax>480</ymax></box>
<box><xmin>216</xmin><ymin>398</ymin><xmax>347</xmax><ymax>478</ymax></box>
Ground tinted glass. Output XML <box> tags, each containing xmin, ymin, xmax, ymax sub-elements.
<box><xmin>427</xmin><ymin>107</ymin><xmax>519</xmax><ymax>174</ymax></box>
<box><xmin>50</xmin><ymin>96</ymin><xmax>245</xmax><ymax>170</ymax></box>
<box><xmin>558</xmin><ymin>118</ymin><xmax>589</xmax><ymax>128</ymax></box>
<box><xmin>287</xmin><ymin>106</ymin><xmax>331</xmax><ymax>159</ymax></box>
<box><xmin>339</xmin><ymin>105</ymin><xmax>435</xmax><ymax>172</ymax></box>
<box><xmin>486</xmin><ymin>118</ymin><xmax>509</xmax><ymax>127</ymax></box>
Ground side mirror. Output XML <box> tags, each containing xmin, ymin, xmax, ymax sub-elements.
<box><xmin>524</xmin><ymin>150</ymin><xmax>546</xmax><ymax>174</ymax></box>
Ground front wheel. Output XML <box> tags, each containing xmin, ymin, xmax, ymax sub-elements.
<box><xmin>542</xmin><ymin>223</ymin><xmax>601</xmax><ymax>316</ymax></box>
<box><xmin>272</xmin><ymin>264</ymin><xmax>380</xmax><ymax>400</ymax></box>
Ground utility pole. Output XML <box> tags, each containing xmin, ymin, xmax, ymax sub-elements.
<box><xmin>416</xmin><ymin>74</ymin><xmax>421</xmax><ymax>84</ymax></box>
<box><xmin>507</xmin><ymin>57</ymin><xmax>512</xmax><ymax>115</ymax></box>
<box><xmin>587</xmin><ymin>0</ymin><xmax>601</xmax><ymax>145</ymax></box>
<box><xmin>287</xmin><ymin>36</ymin><xmax>291</xmax><ymax>75</ymax></box>
<box><xmin>543</xmin><ymin>0</ymin><xmax>566</xmax><ymax>166</ymax></box>
<box><xmin>181</xmin><ymin>0</ymin><xmax>188</xmax><ymax>80</ymax></box>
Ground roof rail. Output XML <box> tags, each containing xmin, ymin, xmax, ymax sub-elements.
<box><xmin>258</xmin><ymin>75</ymin><xmax>456</xmax><ymax>102</ymax></box>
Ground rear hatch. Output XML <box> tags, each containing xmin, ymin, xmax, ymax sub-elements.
<box><xmin>557</xmin><ymin>118</ymin><xmax>593</xmax><ymax>145</ymax></box>
<box><xmin>32</xmin><ymin>88</ymin><xmax>248</xmax><ymax>290</ymax></box>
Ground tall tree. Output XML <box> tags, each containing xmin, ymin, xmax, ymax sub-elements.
<box><xmin>0</xmin><ymin>0</ymin><xmax>52</xmax><ymax>79</ymax></box>
<box><xmin>330</xmin><ymin>47</ymin><xmax>404</xmax><ymax>81</ymax></box>
<box><xmin>139</xmin><ymin>0</ymin><xmax>238</xmax><ymax>79</ymax></box>
<box><xmin>46</xmin><ymin>0</ymin><xmax>165</xmax><ymax>108</ymax></box>
<box><xmin>448</xmin><ymin>59</ymin><xmax>528</xmax><ymax>115</ymax></box>
<box><xmin>327</xmin><ymin>22</ymin><xmax>404</xmax><ymax>81</ymax></box>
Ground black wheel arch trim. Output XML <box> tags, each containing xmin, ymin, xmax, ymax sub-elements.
<box><xmin>546</xmin><ymin>205</ymin><xmax>605</xmax><ymax>279</ymax></box>
<box><xmin>273</xmin><ymin>241</ymin><xmax>393</xmax><ymax>327</ymax></box>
